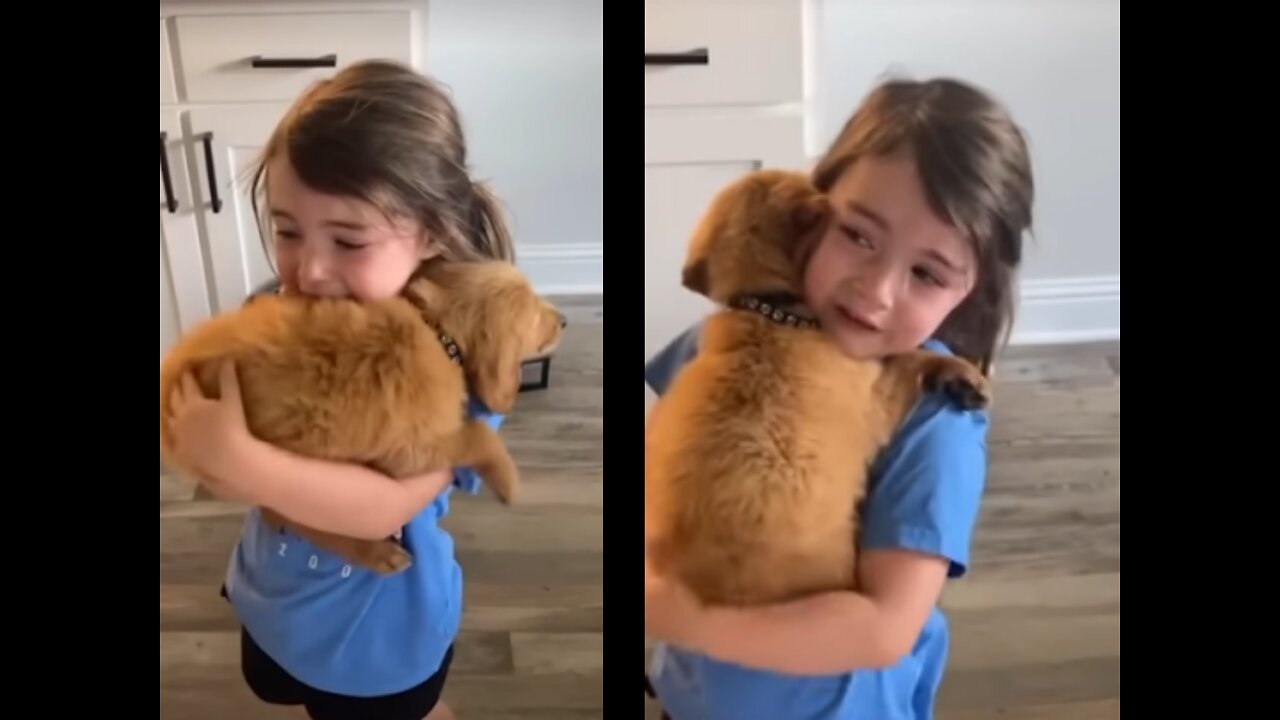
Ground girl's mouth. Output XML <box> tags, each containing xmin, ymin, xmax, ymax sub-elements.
<box><xmin>836</xmin><ymin>305</ymin><xmax>881</xmax><ymax>333</ymax></box>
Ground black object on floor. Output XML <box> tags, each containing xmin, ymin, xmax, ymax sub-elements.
<box><xmin>520</xmin><ymin>356</ymin><xmax>552</xmax><ymax>392</ymax></box>
<box><xmin>518</xmin><ymin>310</ymin><xmax>567</xmax><ymax>393</ymax></box>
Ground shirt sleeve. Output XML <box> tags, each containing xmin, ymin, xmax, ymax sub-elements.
<box><xmin>859</xmin><ymin>395</ymin><xmax>990</xmax><ymax>578</ymax></box>
<box><xmin>645</xmin><ymin>324</ymin><xmax>702</xmax><ymax>396</ymax></box>
<box><xmin>452</xmin><ymin>397</ymin><xmax>507</xmax><ymax>494</ymax></box>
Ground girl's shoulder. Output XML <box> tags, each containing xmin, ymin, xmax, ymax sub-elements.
<box><xmin>891</xmin><ymin>338</ymin><xmax>991</xmax><ymax>444</ymax></box>
<box><xmin>645</xmin><ymin>322</ymin><xmax>703</xmax><ymax>395</ymax></box>
<box><xmin>862</xmin><ymin>338</ymin><xmax>989</xmax><ymax>578</ymax></box>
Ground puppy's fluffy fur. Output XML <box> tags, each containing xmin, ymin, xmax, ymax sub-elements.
<box><xmin>159</xmin><ymin>260</ymin><xmax>564</xmax><ymax>574</ymax></box>
<box><xmin>644</xmin><ymin>169</ymin><xmax>990</xmax><ymax>606</ymax></box>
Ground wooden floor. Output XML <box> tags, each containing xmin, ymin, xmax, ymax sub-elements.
<box><xmin>160</xmin><ymin>311</ymin><xmax>1119</xmax><ymax>720</ymax></box>
<box><xmin>159</xmin><ymin>303</ymin><xmax>605</xmax><ymax>720</ymax></box>
<box><xmin>642</xmin><ymin>341</ymin><xmax>1121</xmax><ymax>720</ymax></box>
<box><xmin>931</xmin><ymin>341</ymin><xmax>1120</xmax><ymax>720</ymax></box>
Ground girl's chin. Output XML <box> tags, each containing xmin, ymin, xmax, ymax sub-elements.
<box><xmin>829</xmin><ymin>332</ymin><xmax>883</xmax><ymax>360</ymax></box>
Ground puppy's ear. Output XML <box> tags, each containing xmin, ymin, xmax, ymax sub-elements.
<box><xmin>792</xmin><ymin>194</ymin><xmax>831</xmax><ymax>235</ymax></box>
<box><xmin>472</xmin><ymin>333</ymin><xmax>522</xmax><ymax>415</ymax></box>
<box><xmin>790</xmin><ymin>195</ymin><xmax>831</xmax><ymax>273</ymax></box>
<box><xmin>682</xmin><ymin>258</ymin><xmax>710</xmax><ymax>296</ymax></box>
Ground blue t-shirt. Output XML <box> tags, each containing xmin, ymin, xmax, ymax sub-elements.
<box><xmin>223</xmin><ymin>280</ymin><xmax>501</xmax><ymax>697</ymax></box>
<box><xmin>644</xmin><ymin>323</ymin><xmax>989</xmax><ymax>720</ymax></box>
<box><xmin>224</xmin><ymin>399</ymin><xmax>500</xmax><ymax>697</ymax></box>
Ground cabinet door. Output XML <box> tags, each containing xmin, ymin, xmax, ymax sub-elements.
<box><xmin>643</xmin><ymin>111</ymin><xmax>805</xmax><ymax>365</ymax></box>
<box><xmin>160</xmin><ymin>111</ymin><xmax>212</xmax><ymax>358</ymax></box>
<box><xmin>160</xmin><ymin>233</ymin><xmax>179</xmax><ymax>361</ymax></box>
<box><xmin>185</xmin><ymin>105</ymin><xmax>289</xmax><ymax>314</ymax></box>
<box><xmin>644</xmin><ymin>0</ymin><xmax>803</xmax><ymax>109</ymax></box>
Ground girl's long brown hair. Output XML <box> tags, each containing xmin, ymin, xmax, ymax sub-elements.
<box><xmin>249</xmin><ymin>60</ymin><xmax>514</xmax><ymax>266</ymax></box>
<box><xmin>813</xmin><ymin>78</ymin><xmax>1034</xmax><ymax>373</ymax></box>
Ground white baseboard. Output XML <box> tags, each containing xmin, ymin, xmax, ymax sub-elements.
<box><xmin>515</xmin><ymin>250</ymin><xmax>1115</xmax><ymax>345</ymax></box>
<box><xmin>1010</xmin><ymin>275</ymin><xmax>1120</xmax><ymax>346</ymax></box>
<box><xmin>517</xmin><ymin>243</ymin><xmax>603</xmax><ymax>296</ymax></box>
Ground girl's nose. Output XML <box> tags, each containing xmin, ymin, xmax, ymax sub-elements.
<box><xmin>851</xmin><ymin>268</ymin><xmax>896</xmax><ymax>313</ymax></box>
<box><xmin>298</xmin><ymin>250</ymin><xmax>333</xmax><ymax>290</ymax></box>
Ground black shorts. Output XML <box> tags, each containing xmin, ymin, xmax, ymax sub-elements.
<box><xmin>223</xmin><ymin>586</ymin><xmax>453</xmax><ymax>720</ymax></box>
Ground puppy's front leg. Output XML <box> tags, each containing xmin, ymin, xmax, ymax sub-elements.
<box><xmin>259</xmin><ymin>507</ymin><xmax>413</xmax><ymax>575</ymax></box>
<box><xmin>444</xmin><ymin>420</ymin><xmax>520</xmax><ymax>503</ymax></box>
<box><xmin>876</xmin><ymin>350</ymin><xmax>992</xmax><ymax>422</ymax></box>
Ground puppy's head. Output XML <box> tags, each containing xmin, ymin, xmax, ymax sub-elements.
<box><xmin>680</xmin><ymin>169</ymin><xmax>831</xmax><ymax>303</ymax></box>
<box><xmin>411</xmin><ymin>260</ymin><xmax>565</xmax><ymax>414</ymax></box>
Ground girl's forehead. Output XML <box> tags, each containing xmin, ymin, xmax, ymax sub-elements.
<box><xmin>267</xmin><ymin>158</ymin><xmax>393</xmax><ymax>225</ymax></box>
<box><xmin>829</xmin><ymin>155</ymin><xmax>928</xmax><ymax>212</ymax></box>
<box><xmin>831</xmin><ymin>155</ymin><xmax>974</xmax><ymax>267</ymax></box>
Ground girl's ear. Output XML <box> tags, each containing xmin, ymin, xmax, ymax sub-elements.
<box><xmin>417</xmin><ymin>232</ymin><xmax>443</xmax><ymax>261</ymax></box>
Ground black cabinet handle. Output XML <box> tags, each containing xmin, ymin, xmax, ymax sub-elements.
<box><xmin>159</xmin><ymin>132</ymin><xmax>178</xmax><ymax>214</ymax></box>
<box><xmin>195</xmin><ymin>131</ymin><xmax>223</xmax><ymax>214</ymax></box>
<box><xmin>251</xmin><ymin>54</ymin><xmax>337</xmax><ymax>69</ymax></box>
<box><xmin>644</xmin><ymin>48</ymin><xmax>709</xmax><ymax>66</ymax></box>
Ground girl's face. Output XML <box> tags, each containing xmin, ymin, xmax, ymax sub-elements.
<box><xmin>802</xmin><ymin>152</ymin><xmax>977</xmax><ymax>359</ymax></box>
<box><xmin>267</xmin><ymin>156</ymin><xmax>437</xmax><ymax>301</ymax></box>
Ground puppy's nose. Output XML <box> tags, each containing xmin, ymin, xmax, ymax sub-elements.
<box><xmin>557</xmin><ymin>311</ymin><xmax>568</xmax><ymax>329</ymax></box>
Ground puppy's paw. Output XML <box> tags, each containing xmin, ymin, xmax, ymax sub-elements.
<box><xmin>356</xmin><ymin>539</ymin><xmax>414</xmax><ymax>575</ymax></box>
<box><xmin>923</xmin><ymin>359</ymin><xmax>991</xmax><ymax>410</ymax></box>
<box><xmin>493</xmin><ymin>481</ymin><xmax>518</xmax><ymax>505</ymax></box>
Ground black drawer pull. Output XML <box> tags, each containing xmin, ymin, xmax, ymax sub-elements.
<box><xmin>251</xmin><ymin>54</ymin><xmax>338</xmax><ymax>69</ymax></box>
<box><xmin>644</xmin><ymin>48</ymin><xmax>709</xmax><ymax>66</ymax></box>
<box><xmin>159</xmin><ymin>132</ymin><xmax>178</xmax><ymax>214</ymax></box>
<box><xmin>195</xmin><ymin>131</ymin><xmax>223</xmax><ymax>214</ymax></box>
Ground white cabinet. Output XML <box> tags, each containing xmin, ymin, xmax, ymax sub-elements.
<box><xmin>159</xmin><ymin>2</ymin><xmax>418</xmax><ymax>359</ymax></box>
<box><xmin>184</xmin><ymin>105</ymin><xmax>289</xmax><ymax>315</ymax></box>
<box><xmin>160</xmin><ymin>109</ymin><xmax>211</xmax><ymax>360</ymax></box>
<box><xmin>174</xmin><ymin>11</ymin><xmax>412</xmax><ymax>103</ymax></box>
<box><xmin>643</xmin><ymin>0</ymin><xmax>809</xmax><ymax>363</ymax></box>
<box><xmin>643</xmin><ymin>0</ymin><xmax>804</xmax><ymax>109</ymax></box>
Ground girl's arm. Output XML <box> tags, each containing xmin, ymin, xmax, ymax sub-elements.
<box><xmin>178</xmin><ymin>362</ymin><xmax>503</xmax><ymax>540</ymax></box>
<box><xmin>214</xmin><ymin>437</ymin><xmax>451</xmax><ymax>540</ymax></box>
<box><xmin>644</xmin><ymin>345</ymin><xmax>989</xmax><ymax>676</ymax></box>
<box><xmin>658</xmin><ymin>549</ymin><xmax>950</xmax><ymax>675</ymax></box>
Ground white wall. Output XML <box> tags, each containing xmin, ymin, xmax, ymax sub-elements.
<box><xmin>810</xmin><ymin>0</ymin><xmax>1120</xmax><ymax>343</ymax></box>
<box><xmin>424</xmin><ymin>0</ymin><xmax>604</xmax><ymax>295</ymax></box>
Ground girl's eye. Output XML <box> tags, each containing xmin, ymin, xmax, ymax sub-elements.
<box><xmin>839</xmin><ymin>225</ymin><xmax>873</xmax><ymax>249</ymax></box>
<box><xmin>913</xmin><ymin>266</ymin><xmax>946</xmax><ymax>288</ymax></box>
<box><xmin>336</xmin><ymin>240</ymin><xmax>369</xmax><ymax>251</ymax></box>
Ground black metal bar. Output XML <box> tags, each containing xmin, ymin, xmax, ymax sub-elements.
<box><xmin>159</xmin><ymin>132</ymin><xmax>178</xmax><ymax>214</ymax></box>
<box><xmin>251</xmin><ymin>54</ymin><xmax>338</xmax><ymax>69</ymax></box>
<box><xmin>196</xmin><ymin>131</ymin><xmax>222</xmax><ymax>214</ymax></box>
<box><xmin>644</xmin><ymin>48</ymin><xmax>709</xmax><ymax>66</ymax></box>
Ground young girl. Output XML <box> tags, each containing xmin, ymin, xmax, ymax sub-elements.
<box><xmin>165</xmin><ymin>60</ymin><xmax>515</xmax><ymax>720</ymax></box>
<box><xmin>644</xmin><ymin>77</ymin><xmax>1034</xmax><ymax>720</ymax></box>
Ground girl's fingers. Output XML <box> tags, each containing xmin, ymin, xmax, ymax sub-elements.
<box><xmin>219</xmin><ymin>360</ymin><xmax>241</xmax><ymax>404</ymax></box>
<box><xmin>181</xmin><ymin>371</ymin><xmax>203</xmax><ymax>404</ymax></box>
<box><xmin>169</xmin><ymin>377</ymin><xmax>187</xmax><ymax>417</ymax></box>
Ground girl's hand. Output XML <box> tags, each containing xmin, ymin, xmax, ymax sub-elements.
<box><xmin>167</xmin><ymin>361</ymin><xmax>258</xmax><ymax>500</ymax></box>
<box><xmin>645</xmin><ymin>556</ymin><xmax>707</xmax><ymax>647</ymax></box>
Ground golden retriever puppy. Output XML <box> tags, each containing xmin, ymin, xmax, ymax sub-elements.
<box><xmin>644</xmin><ymin>169</ymin><xmax>990</xmax><ymax>606</ymax></box>
<box><xmin>160</xmin><ymin>259</ymin><xmax>565</xmax><ymax>574</ymax></box>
